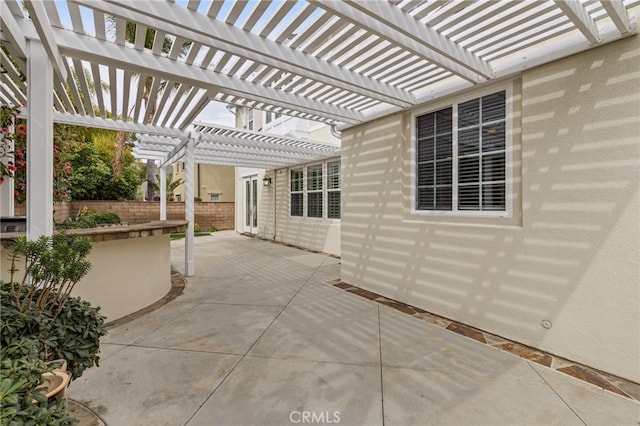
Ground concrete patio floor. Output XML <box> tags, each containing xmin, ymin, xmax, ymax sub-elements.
<box><xmin>68</xmin><ymin>232</ymin><xmax>639</xmax><ymax>425</ymax></box>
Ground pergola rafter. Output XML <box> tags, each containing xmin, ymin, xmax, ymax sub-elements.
<box><xmin>2</xmin><ymin>0</ymin><xmax>636</xmax><ymax>142</ymax></box>
<box><xmin>1</xmin><ymin>0</ymin><xmax>637</xmax><ymax>276</ymax></box>
<box><xmin>136</xmin><ymin>122</ymin><xmax>339</xmax><ymax>171</ymax></box>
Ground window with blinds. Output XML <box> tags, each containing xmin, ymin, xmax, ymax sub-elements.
<box><xmin>289</xmin><ymin>159</ymin><xmax>341</xmax><ymax>220</ymax></box>
<box><xmin>416</xmin><ymin>90</ymin><xmax>507</xmax><ymax>213</ymax></box>
<box><xmin>458</xmin><ymin>92</ymin><xmax>506</xmax><ymax>211</ymax></box>
<box><xmin>416</xmin><ymin>107</ymin><xmax>453</xmax><ymax>210</ymax></box>
<box><xmin>327</xmin><ymin>160</ymin><xmax>341</xmax><ymax>219</ymax></box>
<box><xmin>307</xmin><ymin>164</ymin><xmax>323</xmax><ymax>218</ymax></box>
<box><xmin>290</xmin><ymin>168</ymin><xmax>303</xmax><ymax>217</ymax></box>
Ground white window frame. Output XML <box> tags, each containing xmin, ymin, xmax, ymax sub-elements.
<box><xmin>326</xmin><ymin>160</ymin><xmax>341</xmax><ymax>220</ymax></box>
<box><xmin>306</xmin><ymin>162</ymin><xmax>324</xmax><ymax>219</ymax></box>
<box><xmin>290</xmin><ymin>167</ymin><xmax>304</xmax><ymax>217</ymax></box>
<box><xmin>248</xmin><ymin>108</ymin><xmax>254</xmax><ymax>130</ymax></box>
<box><xmin>288</xmin><ymin>158</ymin><xmax>341</xmax><ymax>220</ymax></box>
<box><xmin>410</xmin><ymin>83</ymin><xmax>513</xmax><ymax>218</ymax></box>
<box><xmin>209</xmin><ymin>193</ymin><xmax>221</xmax><ymax>202</ymax></box>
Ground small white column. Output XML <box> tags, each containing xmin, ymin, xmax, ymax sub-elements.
<box><xmin>159</xmin><ymin>166</ymin><xmax>167</xmax><ymax>220</ymax></box>
<box><xmin>27</xmin><ymin>40</ymin><xmax>54</xmax><ymax>239</ymax></box>
<box><xmin>184</xmin><ymin>137</ymin><xmax>195</xmax><ymax>276</ymax></box>
<box><xmin>0</xmin><ymin>120</ymin><xmax>15</xmax><ymax>217</ymax></box>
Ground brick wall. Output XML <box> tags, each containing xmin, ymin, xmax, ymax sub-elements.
<box><xmin>15</xmin><ymin>201</ymin><xmax>235</xmax><ymax>231</ymax></box>
<box><xmin>14</xmin><ymin>202</ymin><xmax>73</xmax><ymax>223</ymax></box>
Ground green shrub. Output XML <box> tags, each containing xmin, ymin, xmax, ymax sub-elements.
<box><xmin>86</xmin><ymin>211</ymin><xmax>121</xmax><ymax>225</ymax></box>
<box><xmin>1</xmin><ymin>234</ymin><xmax>107</xmax><ymax>379</ymax></box>
<box><xmin>208</xmin><ymin>226</ymin><xmax>218</xmax><ymax>233</ymax></box>
<box><xmin>56</xmin><ymin>210</ymin><xmax>121</xmax><ymax>230</ymax></box>
<box><xmin>0</xmin><ymin>339</ymin><xmax>77</xmax><ymax>425</ymax></box>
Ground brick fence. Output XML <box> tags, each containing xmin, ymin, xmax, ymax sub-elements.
<box><xmin>15</xmin><ymin>201</ymin><xmax>235</xmax><ymax>231</ymax></box>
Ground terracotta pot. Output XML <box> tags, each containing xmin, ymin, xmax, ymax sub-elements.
<box><xmin>34</xmin><ymin>360</ymin><xmax>72</xmax><ymax>404</ymax></box>
<box><xmin>41</xmin><ymin>370</ymin><xmax>72</xmax><ymax>403</ymax></box>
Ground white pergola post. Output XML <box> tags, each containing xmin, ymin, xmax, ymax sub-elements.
<box><xmin>159</xmin><ymin>165</ymin><xmax>167</xmax><ymax>220</ymax></box>
<box><xmin>0</xmin><ymin>124</ymin><xmax>15</xmax><ymax>217</ymax></box>
<box><xmin>26</xmin><ymin>40</ymin><xmax>54</xmax><ymax>239</ymax></box>
<box><xmin>184</xmin><ymin>136</ymin><xmax>195</xmax><ymax>276</ymax></box>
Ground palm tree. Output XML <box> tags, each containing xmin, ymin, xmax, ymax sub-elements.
<box><xmin>106</xmin><ymin>19</ymin><xmax>191</xmax><ymax>195</ymax></box>
<box><xmin>146</xmin><ymin>171</ymin><xmax>184</xmax><ymax>201</ymax></box>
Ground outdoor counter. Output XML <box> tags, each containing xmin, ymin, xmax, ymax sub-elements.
<box><xmin>0</xmin><ymin>220</ymin><xmax>187</xmax><ymax>322</ymax></box>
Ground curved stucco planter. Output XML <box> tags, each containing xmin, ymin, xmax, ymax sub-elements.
<box><xmin>0</xmin><ymin>220</ymin><xmax>187</xmax><ymax>322</ymax></box>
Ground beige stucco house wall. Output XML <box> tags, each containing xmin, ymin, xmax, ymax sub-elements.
<box><xmin>340</xmin><ymin>35</ymin><xmax>640</xmax><ymax>382</ymax></box>
<box><xmin>173</xmin><ymin>163</ymin><xmax>235</xmax><ymax>202</ymax></box>
<box><xmin>258</xmin><ymin>159</ymin><xmax>341</xmax><ymax>256</ymax></box>
<box><xmin>234</xmin><ymin>109</ymin><xmax>341</xmax><ymax>256</ymax></box>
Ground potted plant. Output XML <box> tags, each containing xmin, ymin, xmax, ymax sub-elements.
<box><xmin>0</xmin><ymin>232</ymin><xmax>107</xmax><ymax>424</ymax></box>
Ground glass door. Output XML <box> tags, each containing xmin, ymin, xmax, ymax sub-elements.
<box><xmin>243</xmin><ymin>176</ymin><xmax>258</xmax><ymax>234</ymax></box>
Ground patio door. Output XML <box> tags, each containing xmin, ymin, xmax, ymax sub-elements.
<box><xmin>243</xmin><ymin>175</ymin><xmax>258</xmax><ymax>234</ymax></box>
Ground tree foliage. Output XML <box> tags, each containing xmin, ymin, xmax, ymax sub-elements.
<box><xmin>146</xmin><ymin>172</ymin><xmax>184</xmax><ymax>200</ymax></box>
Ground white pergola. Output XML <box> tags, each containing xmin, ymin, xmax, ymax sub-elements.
<box><xmin>1</xmin><ymin>0</ymin><xmax>637</xmax><ymax>275</ymax></box>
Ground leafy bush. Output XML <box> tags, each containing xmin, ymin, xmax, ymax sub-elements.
<box><xmin>1</xmin><ymin>233</ymin><xmax>107</xmax><ymax>379</ymax></box>
<box><xmin>0</xmin><ymin>233</ymin><xmax>106</xmax><ymax>424</ymax></box>
<box><xmin>0</xmin><ymin>339</ymin><xmax>77</xmax><ymax>425</ymax></box>
<box><xmin>88</xmin><ymin>211</ymin><xmax>121</xmax><ymax>225</ymax></box>
<box><xmin>56</xmin><ymin>210</ymin><xmax>121</xmax><ymax>230</ymax></box>
<box><xmin>208</xmin><ymin>226</ymin><xmax>218</xmax><ymax>233</ymax></box>
<box><xmin>1</xmin><ymin>286</ymin><xmax>107</xmax><ymax>379</ymax></box>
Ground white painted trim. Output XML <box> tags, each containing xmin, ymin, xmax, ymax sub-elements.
<box><xmin>316</xmin><ymin>1</ymin><xmax>490</xmax><ymax>82</ymax></box>
<box><xmin>159</xmin><ymin>166</ymin><xmax>167</xmax><ymax>220</ymax></box>
<box><xmin>409</xmin><ymin>81</ymin><xmax>514</xmax><ymax>219</ymax></box>
<box><xmin>554</xmin><ymin>0</ymin><xmax>601</xmax><ymax>45</ymax></box>
<box><xmin>75</xmin><ymin>0</ymin><xmax>414</xmax><ymax>108</ymax></box>
<box><xmin>184</xmin><ymin>137</ymin><xmax>195</xmax><ymax>276</ymax></box>
<box><xmin>600</xmin><ymin>0</ymin><xmax>631</xmax><ymax>35</ymax></box>
<box><xmin>26</xmin><ymin>40</ymin><xmax>54</xmax><ymax>239</ymax></box>
<box><xmin>22</xmin><ymin>1</ymin><xmax>67</xmax><ymax>80</ymax></box>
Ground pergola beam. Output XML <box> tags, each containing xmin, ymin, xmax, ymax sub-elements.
<box><xmin>136</xmin><ymin>151</ymin><xmax>301</xmax><ymax>170</ymax></box>
<box><xmin>600</xmin><ymin>0</ymin><xmax>631</xmax><ymax>35</ymax></box>
<box><xmin>46</xmin><ymin>26</ymin><xmax>364</xmax><ymax>125</ymax></box>
<box><xmin>22</xmin><ymin>1</ymin><xmax>68</xmax><ymax>81</ymax></box>
<box><xmin>52</xmin><ymin>112</ymin><xmax>186</xmax><ymax>138</ymax></box>
<box><xmin>554</xmin><ymin>0</ymin><xmax>601</xmax><ymax>44</ymax></box>
<box><xmin>76</xmin><ymin>0</ymin><xmax>415</xmax><ymax>108</ymax></box>
<box><xmin>0</xmin><ymin>2</ymin><xmax>27</xmax><ymax>58</ymax></box>
<box><xmin>314</xmin><ymin>0</ymin><xmax>492</xmax><ymax>82</ymax></box>
<box><xmin>193</xmin><ymin>122</ymin><xmax>340</xmax><ymax>149</ymax></box>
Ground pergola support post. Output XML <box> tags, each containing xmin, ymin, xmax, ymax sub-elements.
<box><xmin>159</xmin><ymin>165</ymin><xmax>167</xmax><ymax>220</ymax></box>
<box><xmin>184</xmin><ymin>135</ymin><xmax>196</xmax><ymax>276</ymax></box>
<box><xmin>26</xmin><ymin>40</ymin><xmax>54</xmax><ymax>240</ymax></box>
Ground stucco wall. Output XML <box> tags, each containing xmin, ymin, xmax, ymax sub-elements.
<box><xmin>173</xmin><ymin>164</ymin><xmax>235</xmax><ymax>202</ymax></box>
<box><xmin>235</xmin><ymin>166</ymin><xmax>341</xmax><ymax>256</ymax></box>
<box><xmin>1</xmin><ymin>234</ymin><xmax>171</xmax><ymax>322</ymax></box>
<box><xmin>340</xmin><ymin>35</ymin><xmax>640</xmax><ymax>382</ymax></box>
<box><xmin>72</xmin><ymin>234</ymin><xmax>171</xmax><ymax>321</ymax></box>
<box><xmin>263</xmin><ymin>166</ymin><xmax>340</xmax><ymax>256</ymax></box>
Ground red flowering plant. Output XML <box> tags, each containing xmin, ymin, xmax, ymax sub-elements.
<box><xmin>1</xmin><ymin>105</ymin><xmax>77</xmax><ymax>203</ymax></box>
<box><xmin>0</xmin><ymin>105</ymin><xmax>19</xmax><ymax>187</ymax></box>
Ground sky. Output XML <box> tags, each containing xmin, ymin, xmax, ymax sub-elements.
<box><xmin>195</xmin><ymin>101</ymin><xmax>235</xmax><ymax>127</ymax></box>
